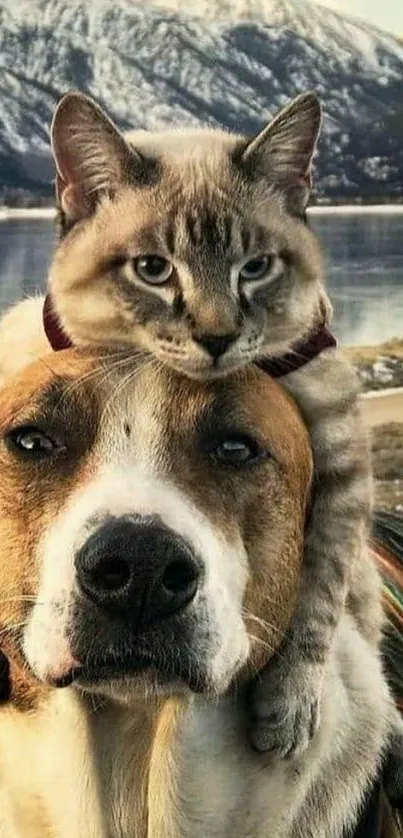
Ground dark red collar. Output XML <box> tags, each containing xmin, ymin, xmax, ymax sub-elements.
<box><xmin>256</xmin><ymin>324</ymin><xmax>337</xmax><ymax>378</ymax></box>
<box><xmin>43</xmin><ymin>293</ymin><xmax>337</xmax><ymax>376</ymax></box>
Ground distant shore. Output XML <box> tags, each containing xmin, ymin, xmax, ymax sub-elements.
<box><xmin>361</xmin><ymin>388</ymin><xmax>403</xmax><ymax>426</ymax></box>
<box><xmin>0</xmin><ymin>207</ymin><xmax>56</xmax><ymax>220</ymax></box>
<box><xmin>1</xmin><ymin>205</ymin><xmax>403</xmax><ymax>222</ymax></box>
<box><xmin>309</xmin><ymin>205</ymin><xmax>403</xmax><ymax>215</ymax></box>
<box><xmin>344</xmin><ymin>340</ymin><xmax>403</xmax><ymax>393</ymax></box>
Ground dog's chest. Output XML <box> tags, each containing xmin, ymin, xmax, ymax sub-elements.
<box><xmin>173</xmin><ymin>701</ymin><xmax>298</xmax><ymax>838</ymax></box>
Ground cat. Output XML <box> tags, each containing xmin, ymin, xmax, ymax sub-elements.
<box><xmin>2</xmin><ymin>90</ymin><xmax>402</xmax><ymax>770</ymax></box>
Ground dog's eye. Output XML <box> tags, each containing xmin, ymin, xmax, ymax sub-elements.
<box><xmin>134</xmin><ymin>255</ymin><xmax>173</xmax><ymax>285</ymax></box>
<box><xmin>6</xmin><ymin>426</ymin><xmax>57</xmax><ymax>458</ymax></box>
<box><xmin>212</xmin><ymin>436</ymin><xmax>263</xmax><ymax>467</ymax></box>
<box><xmin>239</xmin><ymin>255</ymin><xmax>274</xmax><ymax>282</ymax></box>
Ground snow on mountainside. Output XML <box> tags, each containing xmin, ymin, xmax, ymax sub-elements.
<box><xmin>155</xmin><ymin>0</ymin><xmax>401</xmax><ymax>56</ymax></box>
<box><xmin>0</xmin><ymin>0</ymin><xmax>402</xmax><ymax>203</ymax></box>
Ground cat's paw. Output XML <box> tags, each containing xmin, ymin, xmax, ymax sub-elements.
<box><xmin>246</xmin><ymin>663</ymin><xmax>322</xmax><ymax>759</ymax></box>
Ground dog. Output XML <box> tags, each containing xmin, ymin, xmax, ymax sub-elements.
<box><xmin>0</xmin><ymin>347</ymin><xmax>392</xmax><ymax>838</ymax></box>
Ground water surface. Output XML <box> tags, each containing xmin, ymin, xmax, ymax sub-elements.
<box><xmin>0</xmin><ymin>211</ymin><xmax>402</xmax><ymax>345</ymax></box>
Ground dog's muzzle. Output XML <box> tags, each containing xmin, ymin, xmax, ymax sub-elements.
<box><xmin>63</xmin><ymin>515</ymin><xmax>206</xmax><ymax>691</ymax></box>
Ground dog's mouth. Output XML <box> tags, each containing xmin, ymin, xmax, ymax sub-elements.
<box><xmin>51</xmin><ymin>652</ymin><xmax>153</xmax><ymax>688</ymax></box>
<box><xmin>51</xmin><ymin>647</ymin><xmax>206</xmax><ymax>694</ymax></box>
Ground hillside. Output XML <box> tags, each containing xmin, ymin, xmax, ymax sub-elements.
<box><xmin>0</xmin><ymin>0</ymin><xmax>402</xmax><ymax>204</ymax></box>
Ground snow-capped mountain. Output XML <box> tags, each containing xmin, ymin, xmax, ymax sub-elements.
<box><xmin>0</xmin><ymin>0</ymin><xmax>402</xmax><ymax>203</ymax></box>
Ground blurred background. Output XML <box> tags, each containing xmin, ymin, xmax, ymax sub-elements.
<box><xmin>0</xmin><ymin>0</ymin><xmax>402</xmax><ymax>508</ymax></box>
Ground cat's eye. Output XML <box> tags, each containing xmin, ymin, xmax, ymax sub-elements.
<box><xmin>5</xmin><ymin>426</ymin><xmax>58</xmax><ymax>459</ymax></box>
<box><xmin>239</xmin><ymin>255</ymin><xmax>274</xmax><ymax>282</ymax></box>
<box><xmin>210</xmin><ymin>436</ymin><xmax>264</xmax><ymax>468</ymax></box>
<box><xmin>133</xmin><ymin>255</ymin><xmax>173</xmax><ymax>285</ymax></box>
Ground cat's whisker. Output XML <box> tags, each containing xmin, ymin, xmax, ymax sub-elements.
<box><xmin>53</xmin><ymin>352</ymin><xmax>140</xmax><ymax>410</ymax></box>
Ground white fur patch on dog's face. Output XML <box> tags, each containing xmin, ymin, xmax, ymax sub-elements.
<box><xmin>24</xmin><ymin>440</ymin><xmax>249</xmax><ymax>695</ymax></box>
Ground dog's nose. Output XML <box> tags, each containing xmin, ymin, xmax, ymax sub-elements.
<box><xmin>75</xmin><ymin>516</ymin><xmax>200</xmax><ymax>624</ymax></box>
<box><xmin>196</xmin><ymin>333</ymin><xmax>237</xmax><ymax>359</ymax></box>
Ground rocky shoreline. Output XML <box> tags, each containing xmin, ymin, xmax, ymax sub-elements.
<box><xmin>344</xmin><ymin>340</ymin><xmax>403</xmax><ymax>393</ymax></box>
<box><xmin>372</xmin><ymin>423</ymin><xmax>403</xmax><ymax>514</ymax></box>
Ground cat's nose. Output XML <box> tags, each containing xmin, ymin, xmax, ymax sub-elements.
<box><xmin>196</xmin><ymin>333</ymin><xmax>237</xmax><ymax>359</ymax></box>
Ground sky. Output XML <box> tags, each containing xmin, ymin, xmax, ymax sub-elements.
<box><xmin>317</xmin><ymin>0</ymin><xmax>402</xmax><ymax>34</ymax></box>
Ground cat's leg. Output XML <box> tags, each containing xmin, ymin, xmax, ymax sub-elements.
<box><xmin>247</xmin><ymin>354</ymin><xmax>374</xmax><ymax>757</ymax></box>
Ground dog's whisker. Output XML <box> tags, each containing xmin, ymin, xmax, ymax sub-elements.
<box><xmin>243</xmin><ymin>610</ymin><xmax>304</xmax><ymax>657</ymax></box>
<box><xmin>242</xmin><ymin>609</ymin><xmax>287</xmax><ymax>636</ymax></box>
<box><xmin>0</xmin><ymin>622</ymin><xmax>28</xmax><ymax>637</ymax></box>
<box><xmin>247</xmin><ymin>633</ymin><xmax>278</xmax><ymax>655</ymax></box>
<box><xmin>0</xmin><ymin>596</ymin><xmax>46</xmax><ymax>604</ymax></box>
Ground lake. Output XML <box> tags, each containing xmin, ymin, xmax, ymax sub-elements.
<box><xmin>0</xmin><ymin>209</ymin><xmax>402</xmax><ymax>346</ymax></box>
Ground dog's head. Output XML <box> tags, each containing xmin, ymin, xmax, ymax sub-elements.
<box><xmin>0</xmin><ymin>350</ymin><xmax>311</xmax><ymax>705</ymax></box>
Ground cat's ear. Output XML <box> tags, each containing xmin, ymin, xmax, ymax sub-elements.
<box><xmin>239</xmin><ymin>92</ymin><xmax>322</xmax><ymax>215</ymax></box>
<box><xmin>51</xmin><ymin>91</ymin><xmax>152</xmax><ymax>226</ymax></box>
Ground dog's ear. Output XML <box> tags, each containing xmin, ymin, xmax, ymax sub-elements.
<box><xmin>238</xmin><ymin>92</ymin><xmax>322</xmax><ymax>216</ymax></box>
<box><xmin>0</xmin><ymin>650</ymin><xmax>10</xmax><ymax>703</ymax></box>
<box><xmin>51</xmin><ymin>91</ymin><xmax>156</xmax><ymax>228</ymax></box>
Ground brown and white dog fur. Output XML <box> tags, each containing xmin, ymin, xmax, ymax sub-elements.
<box><xmin>0</xmin><ymin>348</ymin><xmax>392</xmax><ymax>838</ymax></box>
